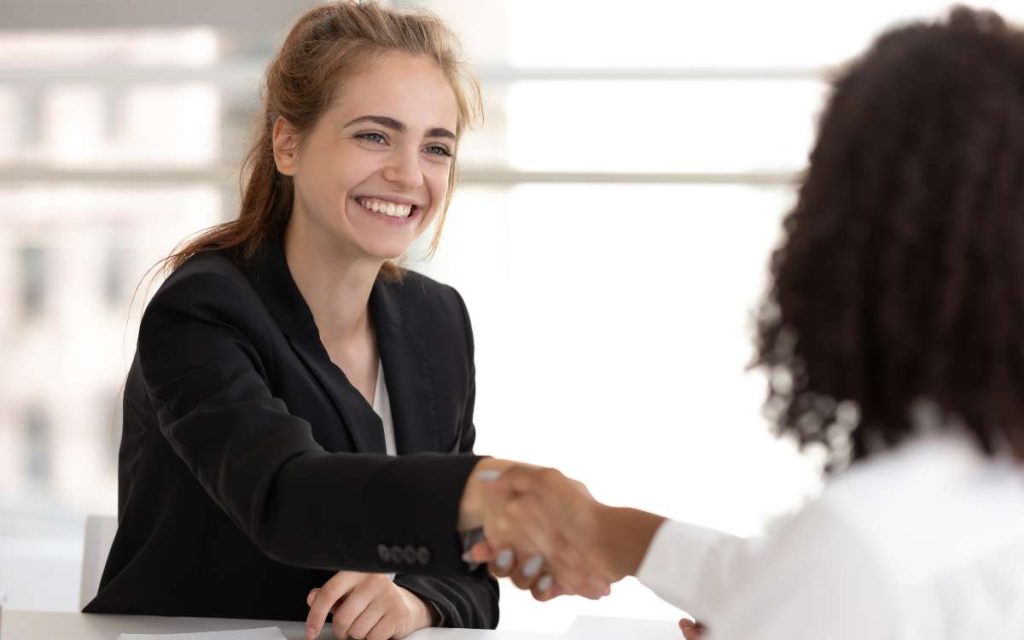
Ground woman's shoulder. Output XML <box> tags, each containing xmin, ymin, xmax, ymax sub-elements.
<box><xmin>381</xmin><ymin>268</ymin><xmax>468</xmax><ymax>316</ymax></box>
<box><xmin>384</xmin><ymin>267</ymin><xmax>459</xmax><ymax>298</ymax></box>
<box><xmin>799</xmin><ymin>432</ymin><xmax>1024</xmax><ymax>585</ymax></box>
<box><xmin>163</xmin><ymin>250</ymin><xmax>248</xmax><ymax>288</ymax></box>
<box><xmin>377</xmin><ymin>268</ymin><xmax>473</xmax><ymax>346</ymax></box>
<box><xmin>146</xmin><ymin>250</ymin><xmax>262</xmax><ymax>318</ymax></box>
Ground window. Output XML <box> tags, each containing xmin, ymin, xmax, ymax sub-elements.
<box><xmin>102</xmin><ymin>243</ymin><xmax>128</xmax><ymax>309</ymax></box>
<box><xmin>23</xmin><ymin>405</ymin><xmax>51</xmax><ymax>487</ymax></box>
<box><xmin>18</xmin><ymin>244</ymin><xmax>46</xmax><ymax>319</ymax></box>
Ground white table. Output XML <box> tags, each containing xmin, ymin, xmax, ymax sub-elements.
<box><xmin>1</xmin><ymin>611</ymin><xmax>557</xmax><ymax>640</ymax></box>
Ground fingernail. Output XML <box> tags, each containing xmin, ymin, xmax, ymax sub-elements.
<box><xmin>496</xmin><ymin>548</ymin><xmax>514</xmax><ymax>570</ymax></box>
<box><xmin>537</xmin><ymin>575</ymin><xmax>553</xmax><ymax>592</ymax></box>
<box><xmin>462</xmin><ymin>550</ymin><xmax>473</xmax><ymax>562</ymax></box>
<box><xmin>522</xmin><ymin>554</ymin><xmax>544</xmax><ymax>577</ymax></box>
<box><xmin>476</xmin><ymin>470</ymin><xmax>503</xmax><ymax>482</ymax></box>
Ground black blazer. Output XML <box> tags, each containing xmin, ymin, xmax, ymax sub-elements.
<box><xmin>84</xmin><ymin>240</ymin><xmax>498</xmax><ymax>627</ymax></box>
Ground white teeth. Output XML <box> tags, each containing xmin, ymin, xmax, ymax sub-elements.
<box><xmin>358</xmin><ymin>197</ymin><xmax>414</xmax><ymax>219</ymax></box>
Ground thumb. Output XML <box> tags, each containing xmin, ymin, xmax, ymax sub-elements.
<box><xmin>466</xmin><ymin>541</ymin><xmax>496</xmax><ymax>563</ymax></box>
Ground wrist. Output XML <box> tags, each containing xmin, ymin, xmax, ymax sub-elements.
<box><xmin>594</xmin><ymin>506</ymin><xmax>666</xmax><ymax>580</ymax></box>
<box><xmin>401</xmin><ymin>588</ymin><xmax>436</xmax><ymax>630</ymax></box>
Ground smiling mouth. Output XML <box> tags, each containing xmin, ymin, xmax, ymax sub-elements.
<box><xmin>355</xmin><ymin>196</ymin><xmax>419</xmax><ymax>219</ymax></box>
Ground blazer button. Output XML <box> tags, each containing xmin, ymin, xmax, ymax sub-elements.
<box><xmin>390</xmin><ymin>545</ymin><xmax>404</xmax><ymax>564</ymax></box>
<box><xmin>402</xmin><ymin>545</ymin><xmax>418</xmax><ymax>565</ymax></box>
<box><xmin>377</xmin><ymin>544</ymin><xmax>390</xmax><ymax>563</ymax></box>
<box><xmin>417</xmin><ymin>546</ymin><xmax>430</xmax><ymax>565</ymax></box>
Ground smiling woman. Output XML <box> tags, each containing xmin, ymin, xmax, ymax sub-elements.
<box><xmin>81</xmin><ymin>2</ymin><xmax>500</xmax><ymax>638</ymax></box>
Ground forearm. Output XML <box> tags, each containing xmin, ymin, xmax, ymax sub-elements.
<box><xmin>593</xmin><ymin>506</ymin><xmax>668</xmax><ymax>580</ymax></box>
<box><xmin>205</xmin><ymin>449</ymin><xmax>482</xmax><ymax>573</ymax></box>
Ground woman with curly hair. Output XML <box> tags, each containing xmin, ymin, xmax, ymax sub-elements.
<box><xmin>468</xmin><ymin>7</ymin><xmax>1024</xmax><ymax>639</ymax></box>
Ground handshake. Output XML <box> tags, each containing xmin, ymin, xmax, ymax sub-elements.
<box><xmin>456</xmin><ymin>458</ymin><xmax>666</xmax><ymax>602</ymax></box>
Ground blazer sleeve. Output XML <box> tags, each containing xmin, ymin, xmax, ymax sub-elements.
<box><xmin>137</xmin><ymin>268</ymin><xmax>480</xmax><ymax>574</ymax></box>
<box><xmin>392</xmin><ymin>286</ymin><xmax>499</xmax><ymax>629</ymax></box>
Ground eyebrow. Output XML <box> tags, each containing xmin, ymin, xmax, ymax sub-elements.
<box><xmin>343</xmin><ymin>114</ymin><xmax>455</xmax><ymax>140</ymax></box>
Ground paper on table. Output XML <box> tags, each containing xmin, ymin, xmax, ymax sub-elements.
<box><xmin>118</xmin><ymin>627</ymin><xmax>286</xmax><ymax>640</ymax></box>
<box><xmin>560</xmin><ymin>615</ymin><xmax>680</xmax><ymax>640</ymax></box>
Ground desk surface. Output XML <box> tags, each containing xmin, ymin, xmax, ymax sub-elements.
<box><xmin>1</xmin><ymin>611</ymin><xmax>557</xmax><ymax>640</ymax></box>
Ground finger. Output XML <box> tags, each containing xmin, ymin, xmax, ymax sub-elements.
<box><xmin>679</xmin><ymin>618</ymin><xmax>705</xmax><ymax>640</ymax></box>
<box><xmin>465</xmin><ymin>540</ymin><xmax>495</xmax><ymax>563</ymax></box>
<box><xmin>344</xmin><ymin>600</ymin><xmax>386</xmax><ymax>640</ymax></box>
<box><xmin>682</xmin><ymin>626</ymin><xmax>703</xmax><ymax>640</ymax></box>
<box><xmin>305</xmin><ymin>588</ymin><xmax>340</xmax><ymax>620</ymax></box>
<box><xmin>487</xmin><ymin>547</ymin><xmax>518</xmax><ymax>578</ymax></box>
<box><xmin>522</xmin><ymin>553</ymin><xmax>545</xmax><ymax>579</ymax></box>
<box><xmin>512</xmin><ymin>549</ymin><xmax>549</xmax><ymax>592</ymax></box>
<box><xmin>509</xmin><ymin>553</ymin><xmax>545</xmax><ymax>591</ymax></box>
<box><xmin>306</xmin><ymin>573</ymin><xmax>362</xmax><ymax>640</ymax></box>
<box><xmin>530</xmin><ymin>574</ymin><xmax>558</xmax><ymax>602</ymax></box>
<box><xmin>329</xmin><ymin>585</ymin><xmax>377</xmax><ymax>640</ymax></box>
<box><xmin>366</xmin><ymin>617</ymin><xmax>400</xmax><ymax>640</ymax></box>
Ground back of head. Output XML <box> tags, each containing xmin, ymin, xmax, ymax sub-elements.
<box><xmin>755</xmin><ymin>6</ymin><xmax>1024</xmax><ymax>468</ymax></box>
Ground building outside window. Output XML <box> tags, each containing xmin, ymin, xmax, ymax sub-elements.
<box><xmin>18</xmin><ymin>245</ymin><xmax>46</xmax><ymax>320</ymax></box>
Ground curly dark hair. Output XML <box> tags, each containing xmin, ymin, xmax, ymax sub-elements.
<box><xmin>754</xmin><ymin>6</ymin><xmax>1024</xmax><ymax>468</ymax></box>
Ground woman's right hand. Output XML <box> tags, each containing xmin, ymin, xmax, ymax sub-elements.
<box><xmin>457</xmin><ymin>460</ymin><xmax>617</xmax><ymax>600</ymax></box>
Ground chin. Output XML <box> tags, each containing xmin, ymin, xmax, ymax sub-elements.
<box><xmin>358</xmin><ymin>242</ymin><xmax>415</xmax><ymax>263</ymax></box>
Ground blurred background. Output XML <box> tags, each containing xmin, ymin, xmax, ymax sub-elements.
<box><xmin>1</xmin><ymin>0</ymin><xmax>1021</xmax><ymax>632</ymax></box>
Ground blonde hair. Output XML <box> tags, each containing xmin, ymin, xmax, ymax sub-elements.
<box><xmin>169</xmin><ymin>0</ymin><xmax>482</xmax><ymax>279</ymax></box>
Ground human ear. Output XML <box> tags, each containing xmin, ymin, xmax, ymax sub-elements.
<box><xmin>271</xmin><ymin>116</ymin><xmax>301</xmax><ymax>175</ymax></box>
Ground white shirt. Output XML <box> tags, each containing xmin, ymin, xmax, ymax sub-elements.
<box><xmin>371</xmin><ymin>361</ymin><xmax>400</xmax><ymax>583</ymax></box>
<box><xmin>371</xmin><ymin>360</ymin><xmax>397</xmax><ymax>456</ymax></box>
<box><xmin>636</xmin><ymin>432</ymin><xmax>1024</xmax><ymax>640</ymax></box>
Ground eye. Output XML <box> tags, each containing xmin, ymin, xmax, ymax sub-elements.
<box><xmin>424</xmin><ymin>144</ymin><xmax>453</xmax><ymax>157</ymax></box>
<box><xmin>355</xmin><ymin>132</ymin><xmax>388</xmax><ymax>145</ymax></box>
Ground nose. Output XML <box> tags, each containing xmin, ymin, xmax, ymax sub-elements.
<box><xmin>382</xmin><ymin>145</ymin><xmax>423</xmax><ymax>190</ymax></box>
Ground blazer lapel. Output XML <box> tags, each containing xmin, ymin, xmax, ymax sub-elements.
<box><xmin>242</xmin><ymin>241</ymin><xmax>387</xmax><ymax>454</ymax></box>
<box><xmin>288</xmin><ymin>328</ymin><xmax>387</xmax><ymax>454</ymax></box>
<box><xmin>370</xmin><ymin>279</ymin><xmax>440</xmax><ymax>454</ymax></box>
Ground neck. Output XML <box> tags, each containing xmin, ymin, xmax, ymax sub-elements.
<box><xmin>283</xmin><ymin>217</ymin><xmax>382</xmax><ymax>345</ymax></box>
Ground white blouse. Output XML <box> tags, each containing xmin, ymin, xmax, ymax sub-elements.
<box><xmin>636</xmin><ymin>432</ymin><xmax>1024</xmax><ymax>640</ymax></box>
<box><xmin>371</xmin><ymin>360</ymin><xmax>397</xmax><ymax>456</ymax></box>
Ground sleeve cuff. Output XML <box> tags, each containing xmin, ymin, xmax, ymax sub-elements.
<box><xmin>427</xmin><ymin>600</ymin><xmax>445</xmax><ymax>627</ymax></box>
<box><xmin>636</xmin><ymin>518</ymin><xmax>731</xmax><ymax>611</ymax></box>
<box><xmin>364</xmin><ymin>453</ymin><xmax>482</xmax><ymax>573</ymax></box>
